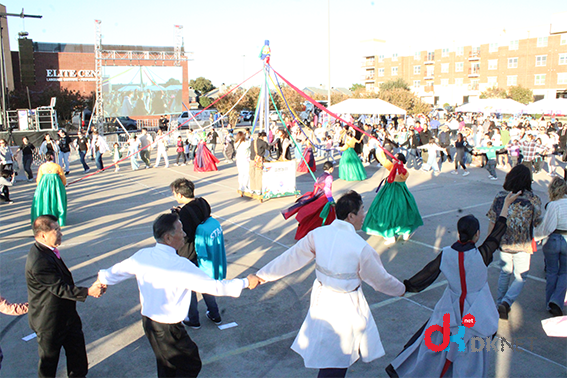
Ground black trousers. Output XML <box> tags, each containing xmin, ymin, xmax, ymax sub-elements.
<box><xmin>36</xmin><ymin>319</ymin><xmax>88</xmax><ymax>378</ymax></box>
<box><xmin>142</xmin><ymin>316</ymin><xmax>202</xmax><ymax>378</ymax></box>
<box><xmin>318</xmin><ymin>368</ymin><xmax>348</xmax><ymax>378</ymax></box>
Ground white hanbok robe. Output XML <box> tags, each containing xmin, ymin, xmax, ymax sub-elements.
<box><xmin>257</xmin><ymin>219</ymin><xmax>405</xmax><ymax>369</ymax></box>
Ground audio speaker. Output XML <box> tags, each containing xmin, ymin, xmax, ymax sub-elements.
<box><xmin>18</xmin><ymin>38</ymin><xmax>36</xmax><ymax>86</ymax></box>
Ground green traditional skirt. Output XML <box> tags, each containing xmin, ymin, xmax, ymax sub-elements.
<box><xmin>338</xmin><ymin>148</ymin><xmax>367</xmax><ymax>181</ymax></box>
<box><xmin>31</xmin><ymin>174</ymin><xmax>67</xmax><ymax>227</ymax></box>
<box><xmin>362</xmin><ymin>181</ymin><xmax>422</xmax><ymax>238</ymax></box>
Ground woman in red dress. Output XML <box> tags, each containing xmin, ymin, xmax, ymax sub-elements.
<box><xmin>283</xmin><ymin>161</ymin><xmax>335</xmax><ymax>240</ymax></box>
<box><xmin>297</xmin><ymin>139</ymin><xmax>316</xmax><ymax>173</ymax></box>
<box><xmin>194</xmin><ymin>140</ymin><xmax>219</xmax><ymax>172</ymax></box>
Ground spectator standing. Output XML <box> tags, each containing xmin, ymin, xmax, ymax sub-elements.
<box><xmin>174</xmin><ymin>135</ymin><xmax>187</xmax><ymax>166</ymax></box>
<box><xmin>90</xmin><ymin>131</ymin><xmax>109</xmax><ymax>171</ymax></box>
<box><xmin>153</xmin><ymin>129</ymin><xmax>169</xmax><ymax>168</ymax></box>
<box><xmin>138</xmin><ymin>128</ymin><xmax>153</xmax><ymax>169</ymax></box>
<box><xmin>74</xmin><ymin>131</ymin><xmax>90</xmax><ymax>173</ymax></box>
<box><xmin>15</xmin><ymin>136</ymin><xmax>36</xmax><ymax>181</ymax></box>
<box><xmin>0</xmin><ymin>139</ymin><xmax>14</xmax><ymax>171</ymax></box>
<box><xmin>56</xmin><ymin>130</ymin><xmax>72</xmax><ymax>175</ymax></box>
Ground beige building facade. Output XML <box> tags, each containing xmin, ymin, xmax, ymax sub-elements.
<box><xmin>363</xmin><ymin>33</ymin><xmax>567</xmax><ymax>106</ymax></box>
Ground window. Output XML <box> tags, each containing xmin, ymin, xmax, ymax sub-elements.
<box><xmin>456</xmin><ymin>47</ymin><xmax>464</xmax><ymax>56</ymax></box>
<box><xmin>378</xmin><ymin>55</ymin><xmax>384</xmax><ymax>63</ymax></box>
<box><xmin>441</xmin><ymin>79</ymin><xmax>449</xmax><ymax>86</ymax></box>
<box><xmin>535</xmin><ymin>55</ymin><xmax>547</xmax><ymax>67</ymax></box>
<box><xmin>470</xmin><ymin>79</ymin><xmax>479</xmax><ymax>90</ymax></box>
<box><xmin>414</xmin><ymin>65</ymin><xmax>421</xmax><ymax>75</ymax></box>
<box><xmin>365</xmin><ymin>83</ymin><xmax>374</xmax><ymax>91</ymax></box>
<box><xmin>507</xmin><ymin>76</ymin><xmax>517</xmax><ymax>86</ymax></box>
<box><xmin>562</xmin><ymin>34</ymin><xmax>567</xmax><ymax>45</ymax></box>
<box><xmin>365</xmin><ymin>57</ymin><xmax>375</xmax><ymax>66</ymax></box>
<box><xmin>558</xmin><ymin>73</ymin><xmax>567</xmax><ymax>85</ymax></box>
<box><xmin>414</xmin><ymin>51</ymin><xmax>421</xmax><ymax>60</ymax></box>
<box><xmin>488</xmin><ymin>76</ymin><xmax>498</xmax><ymax>86</ymax></box>
<box><xmin>488</xmin><ymin>59</ymin><xmax>498</xmax><ymax>70</ymax></box>
<box><xmin>392</xmin><ymin>53</ymin><xmax>398</xmax><ymax>61</ymax></box>
<box><xmin>508</xmin><ymin>57</ymin><xmax>518</xmax><ymax>68</ymax></box>
<box><xmin>413</xmin><ymin>80</ymin><xmax>421</xmax><ymax>87</ymax></box>
<box><xmin>441</xmin><ymin>63</ymin><xmax>449</xmax><ymax>73</ymax></box>
<box><xmin>392</xmin><ymin>67</ymin><xmax>398</xmax><ymax>76</ymax></box>
<box><xmin>509</xmin><ymin>40</ymin><xmax>519</xmax><ymax>50</ymax></box>
<box><xmin>366</xmin><ymin>70</ymin><xmax>374</xmax><ymax>79</ymax></box>
<box><xmin>559</xmin><ymin>53</ymin><xmax>567</xmax><ymax>65</ymax></box>
<box><xmin>442</xmin><ymin>48</ymin><xmax>449</xmax><ymax>57</ymax></box>
<box><xmin>489</xmin><ymin>43</ymin><xmax>498</xmax><ymax>53</ymax></box>
<box><xmin>455</xmin><ymin>78</ymin><xmax>463</xmax><ymax>86</ymax></box>
<box><xmin>427</xmin><ymin>51</ymin><xmax>435</xmax><ymax>61</ymax></box>
<box><xmin>455</xmin><ymin>62</ymin><xmax>464</xmax><ymax>72</ymax></box>
<box><xmin>537</xmin><ymin>37</ymin><xmax>548</xmax><ymax>47</ymax></box>
<box><xmin>378</xmin><ymin>68</ymin><xmax>384</xmax><ymax>77</ymax></box>
<box><xmin>535</xmin><ymin>74</ymin><xmax>546</xmax><ymax>85</ymax></box>
<box><xmin>426</xmin><ymin>66</ymin><xmax>435</xmax><ymax>77</ymax></box>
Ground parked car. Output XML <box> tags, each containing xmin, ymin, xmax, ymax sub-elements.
<box><xmin>240</xmin><ymin>110</ymin><xmax>254</xmax><ymax>122</ymax></box>
<box><xmin>177</xmin><ymin>110</ymin><xmax>217</xmax><ymax>129</ymax></box>
<box><xmin>114</xmin><ymin>117</ymin><xmax>138</xmax><ymax>130</ymax></box>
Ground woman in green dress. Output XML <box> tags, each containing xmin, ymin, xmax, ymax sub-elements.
<box><xmin>31</xmin><ymin>151</ymin><xmax>67</xmax><ymax>227</ymax></box>
<box><xmin>362</xmin><ymin>149</ymin><xmax>422</xmax><ymax>245</ymax></box>
<box><xmin>338</xmin><ymin>131</ymin><xmax>367</xmax><ymax>181</ymax></box>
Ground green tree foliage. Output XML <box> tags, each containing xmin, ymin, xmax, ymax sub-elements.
<box><xmin>164</xmin><ymin>78</ymin><xmax>181</xmax><ymax>86</ymax></box>
<box><xmin>199</xmin><ymin>96</ymin><xmax>214</xmax><ymax>109</ymax></box>
<box><xmin>378</xmin><ymin>88</ymin><xmax>430</xmax><ymax>115</ymax></box>
<box><xmin>508</xmin><ymin>85</ymin><xmax>533</xmax><ymax>104</ymax></box>
<box><xmin>350</xmin><ymin>83</ymin><xmax>365</xmax><ymax>92</ymax></box>
<box><xmin>379</xmin><ymin>78</ymin><xmax>410</xmax><ymax>91</ymax></box>
<box><xmin>189</xmin><ymin>77</ymin><xmax>215</xmax><ymax>94</ymax></box>
<box><xmin>480</xmin><ymin>87</ymin><xmax>507</xmax><ymax>99</ymax></box>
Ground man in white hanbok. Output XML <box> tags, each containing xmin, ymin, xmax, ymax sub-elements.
<box><xmin>254</xmin><ymin>191</ymin><xmax>405</xmax><ymax>378</ymax></box>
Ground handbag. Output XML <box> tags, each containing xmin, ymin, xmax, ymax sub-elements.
<box><xmin>253</xmin><ymin>139</ymin><xmax>264</xmax><ymax>169</ymax></box>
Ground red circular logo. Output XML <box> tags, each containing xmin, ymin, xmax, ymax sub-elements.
<box><xmin>462</xmin><ymin>313</ymin><xmax>476</xmax><ymax>328</ymax></box>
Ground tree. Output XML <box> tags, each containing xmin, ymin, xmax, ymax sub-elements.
<box><xmin>199</xmin><ymin>96</ymin><xmax>214</xmax><ymax>109</ymax></box>
<box><xmin>480</xmin><ymin>87</ymin><xmax>507</xmax><ymax>99</ymax></box>
<box><xmin>164</xmin><ymin>78</ymin><xmax>181</xmax><ymax>86</ymax></box>
<box><xmin>350</xmin><ymin>83</ymin><xmax>365</xmax><ymax>92</ymax></box>
<box><xmin>508</xmin><ymin>85</ymin><xmax>533</xmax><ymax>104</ymax></box>
<box><xmin>378</xmin><ymin>88</ymin><xmax>430</xmax><ymax>115</ymax></box>
<box><xmin>379</xmin><ymin>78</ymin><xmax>410</xmax><ymax>92</ymax></box>
<box><xmin>189</xmin><ymin>77</ymin><xmax>215</xmax><ymax>94</ymax></box>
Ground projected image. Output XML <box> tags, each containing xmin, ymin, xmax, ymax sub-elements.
<box><xmin>102</xmin><ymin>66</ymin><xmax>183</xmax><ymax>117</ymax></box>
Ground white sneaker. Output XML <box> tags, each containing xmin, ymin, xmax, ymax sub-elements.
<box><xmin>490</xmin><ymin>176</ymin><xmax>498</xmax><ymax>180</ymax></box>
<box><xmin>451</xmin><ymin>170</ymin><xmax>458</xmax><ymax>175</ymax></box>
<box><xmin>384</xmin><ymin>237</ymin><xmax>396</xmax><ymax>245</ymax></box>
<box><xmin>402</xmin><ymin>233</ymin><xmax>411</xmax><ymax>241</ymax></box>
<box><xmin>463</xmin><ymin>171</ymin><xmax>470</xmax><ymax>176</ymax></box>
<box><xmin>488</xmin><ymin>175</ymin><xmax>494</xmax><ymax>179</ymax></box>
<box><xmin>174</xmin><ymin>163</ymin><xmax>179</xmax><ymax>166</ymax></box>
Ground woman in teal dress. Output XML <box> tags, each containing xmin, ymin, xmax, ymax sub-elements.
<box><xmin>362</xmin><ymin>150</ymin><xmax>422</xmax><ymax>245</ymax></box>
<box><xmin>338</xmin><ymin>131</ymin><xmax>366</xmax><ymax>181</ymax></box>
<box><xmin>31</xmin><ymin>151</ymin><xmax>67</xmax><ymax>226</ymax></box>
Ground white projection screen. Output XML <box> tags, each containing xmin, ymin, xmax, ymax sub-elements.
<box><xmin>102</xmin><ymin>66</ymin><xmax>183</xmax><ymax>117</ymax></box>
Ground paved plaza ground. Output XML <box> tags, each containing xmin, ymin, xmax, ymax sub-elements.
<box><xmin>1</xmin><ymin>149</ymin><xmax>566</xmax><ymax>377</ymax></box>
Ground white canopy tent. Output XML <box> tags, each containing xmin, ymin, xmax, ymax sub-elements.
<box><xmin>525</xmin><ymin>98</ymin><xmax>567</xmax><ymax>115</ymax></box>
<box><xmin>327</xmin><ymin>98</ymin><xmax>407</xmax><ymax>115</ymax></box>
<box><xmin>455</xmin><ymin>99</ymin><xmax>527</xmax><ymax>114</ymax></box>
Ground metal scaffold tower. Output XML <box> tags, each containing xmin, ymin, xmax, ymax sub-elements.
<box><xmin>93</xmin><ymin>19</ymin><xmax>103</xmax><ymax>127</ymax></box>
<box><xmin>173</xmin><ymin>25</ymin><xmax>183</xmax><ymax>66</ymax></box>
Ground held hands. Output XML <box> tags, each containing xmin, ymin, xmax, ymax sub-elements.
<box><xmin>246</xmin><ymin>274</ymin><xmax>265</xmax><ymax>290</ymax></box>
<box><xmin>88</xmin><ymin>279</ymin><xmax>107</xmax><ymax>298</ymax></box>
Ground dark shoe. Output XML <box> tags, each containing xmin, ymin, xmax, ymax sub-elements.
<box><xmin>206</xmin><ymin>311</ymin><xmax>222</xmax><ymax>325</ymax></box>
<box><xmin>549</xmin><ymin>303</ymin><xmax>563</xmax><ymax>317</ymax></box>
<box><xmin>65</xmin><ymin>171</ymin><xmax>70</xmax><ymax>176</ymax></box>
<box><xmin>498</xmin><ymin>302</ymin><xmax>510</xmax><ymax>320</ymax></box>
<box><xmin>183</xmin><ymin>319</ymin><xmax>201</xmax><ymax>329</ymax></box>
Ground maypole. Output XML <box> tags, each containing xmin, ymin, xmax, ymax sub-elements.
<box><xmin>255</xmin><ymin>40</ymin><xmax>271</xmax><ymax>134</ymax></box>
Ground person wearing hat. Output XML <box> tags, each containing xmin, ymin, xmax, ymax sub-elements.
<box><xmin>387</xmin><ymin>191</ymin><xmax>519</xmax><ymax>378</ymax></box>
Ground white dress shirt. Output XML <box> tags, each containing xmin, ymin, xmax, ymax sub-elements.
<box><xmin>98</xmin><ymin>243</ymin><xmax>247</xmax><ymax>324</ymax></box>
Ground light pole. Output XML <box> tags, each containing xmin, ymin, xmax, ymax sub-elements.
<box><xmin>327</xmin><ymin>0</ymin><xmax>331</xmax><ymax>107</ymax></box>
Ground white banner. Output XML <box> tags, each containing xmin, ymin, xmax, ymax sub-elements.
<box><xmin>262</xmin><ymin>161</ymin><xmax>296</xmax><ymax>195</ymax></box>
<box><xmin>18</xmin><ymin>110</ymin><xmax>29</xmax><ymax>130</ymax></box>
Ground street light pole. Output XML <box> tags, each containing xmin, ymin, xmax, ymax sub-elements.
<box><xmin>327</xmin><ymin>0</ymin><xmax>331</xmax><ymax>107</ymax></box>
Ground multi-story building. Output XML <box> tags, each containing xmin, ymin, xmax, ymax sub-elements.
<box><xmin>362</xmin><ymin>33</ymin><xmax>567</xmax><ymax>106</ymax></box>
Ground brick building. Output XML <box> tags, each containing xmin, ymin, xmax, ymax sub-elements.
<box><xmin>362</xmin><ymin>33</ymin><xmax>567</xmax><ymax>107</ymax></box>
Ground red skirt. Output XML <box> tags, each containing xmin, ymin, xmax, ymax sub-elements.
<box><xmin>295</xmin><ymin>195</ymin><xmax>336</xmax><ymax>240</ymax></box>
<box><xmin>297</xmin><ymin>147</ymin><xmax>316</xmax><ymax>173</ymax></box>
<box><xmin>194</xmin><ymin>143</ymin><xmax>219</xmax><ymax>172</ymax></box>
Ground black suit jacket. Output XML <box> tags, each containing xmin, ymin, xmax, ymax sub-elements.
<box><xmin>25</xmin><ymin>242</ymin><xmax>88</xmax><ymax>334</ymax></box>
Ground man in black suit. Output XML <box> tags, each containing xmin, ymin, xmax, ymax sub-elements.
<box><xmin>25</xmin><ymin>215</ymin><xmax>105</xmax><ymax>378</ymax></box>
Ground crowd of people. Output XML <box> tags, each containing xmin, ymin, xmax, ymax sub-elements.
<box><xmin>1</xmin><ymin>109</ymin><xmax>566</xmax><ymax>377</ymax></box>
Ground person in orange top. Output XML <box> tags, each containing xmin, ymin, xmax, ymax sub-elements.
<box><xmin>362</xmin><ymin>149</ymin><xmax>423</xmax><ymax>245</ymax></box>
<box><xmin>31</xmin><ymin>151</ymin><xmax>67</xmax><ymax>226</ymax></box>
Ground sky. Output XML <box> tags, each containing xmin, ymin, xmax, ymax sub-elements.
<box><xmin>4</xmin><ymin>0</ymin><xmax>566</xmax><ymax>90</ymax></box>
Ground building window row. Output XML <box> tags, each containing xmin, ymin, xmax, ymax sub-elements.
<box><xmin>535</xmin><ymin>74</ymin><xmax>546</xmax><ymax>85</ymax></box>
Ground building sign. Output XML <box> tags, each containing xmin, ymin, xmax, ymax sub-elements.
<box><xmin>46</xmin><ymin>69</ymin><xmax>97</xmax><ymax>82</ymax></box>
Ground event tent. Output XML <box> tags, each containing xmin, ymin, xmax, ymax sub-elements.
<box><xmin>327</xmin><ymin>98</ymin><xmax>407</xmax><ymax>115</ymax></box>
<box><xmin>455</xmin><ymin>99</ymin><xmax>527</xmax><ymax>114</ymax></box>
<box><xmin>524</xmin><ymin>98</ymin><xmax>567</xmax><ymax>115</ymax></box>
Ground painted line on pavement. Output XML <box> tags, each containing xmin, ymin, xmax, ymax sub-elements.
<box><xmin>421</xmin><ymin>201</ymin><xmax>493</xmax><ymax>219</ymax></box>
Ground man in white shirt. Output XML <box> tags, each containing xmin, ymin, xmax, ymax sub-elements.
<box><xmin>153</xmin><ymin>129</ymin><xmax>170</xmax><ymax>168</ymax></box>
<box><xmin>97</xmin><ymin>213</ymin><xmax>259</xmax><ymax>377</ymax></box>
<box><xmin>250</xmin><ymin>191</ymin><xmax>405</xmax><ymax>378</ymax></box>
